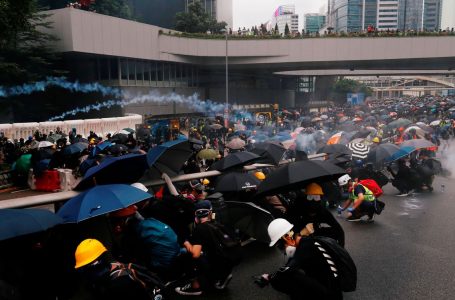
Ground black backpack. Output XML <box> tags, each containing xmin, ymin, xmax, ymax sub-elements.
<box><xmin>313</xmin><ymin>236</ymin><xmax>357</xmax><ymax>292</ymax></box>
<box><xmin>206</xmin><ymin>222</ymin><xmax>242</xmax><ymax>266</ymax></box>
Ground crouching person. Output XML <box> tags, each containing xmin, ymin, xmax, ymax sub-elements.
<box><xmin>74</xmin><ymin>239</ymin><xmax>165</xmax><ymax>300</ymax></box>
<box><xmin>175</xmin><ymin>200</ymin><xmax>238</xmax><ymax>296</ymax></box>
<box><xmin>255</xmin><ymin>218</ymin><xmax>356</xmax><ymax>300</ymax></box>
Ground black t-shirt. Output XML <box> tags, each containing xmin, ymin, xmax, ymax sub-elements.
<box><xmin>191</xmin><ymin>222</ymin><xmax>225</xmax><ymax>264</ymax></box>
<box><xmin>353</xmin><ymin>185</ymin><xmax>366</xmax><ymax>197</ymax></box>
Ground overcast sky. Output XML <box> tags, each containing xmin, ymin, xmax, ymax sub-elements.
<box><xmin>233</xmin><ymin>0</ymin><xmax>326</xmax><ymax>30</ymax></box>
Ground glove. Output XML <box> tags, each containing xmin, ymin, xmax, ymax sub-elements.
<box><xmin>253</xmin><ymin>274</ymin><xmax>270</xmax><ymax>288</ymax></box>
<box><xmin>347</xmin><ymin>207</ymin><xmax>355</xmax><ymax>213</ymax></box>
<box><xmin>337</xmin><ymin>205</ymin><xmax>344</xmax><ymax>214</ymax></box>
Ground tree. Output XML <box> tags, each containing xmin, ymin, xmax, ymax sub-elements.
<box><xmin>274</xmin><ymin>23</ymin><xmax>279</xmax><ymax>34</ymax></box>
<box><xmin>175</xmin><ymin>0</ymin><xmax>226</xmax><ymax>34</ymax></box>
<box><xmin>331</xmin><ymin>78</ymin><xmax>372</xmax><ymax>103</ymax></box>
<box><xmin>0</xmin><ymin>0</ymin><xmax>64</xmax><ymax>85</ymax></box>
<box><xmin>92</xmin><ymin>0</ymin><xmax>132</xmax><ymax>19</ymax></box>
<box><xmin>284</xmin><ymin>23</ymin><xmax>290</xmax><ymax>36</ymax></box>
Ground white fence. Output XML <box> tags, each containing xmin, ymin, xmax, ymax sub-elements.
<box><xmin>0</xmin><ymin>114</ymin><xmax>143</xmax><ymax>140</ymax></box>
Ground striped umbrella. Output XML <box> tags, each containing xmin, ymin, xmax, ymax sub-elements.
<box><xmin>348</xmin><ymin>142</ymin><xmax>370</xmax><ymax>159</ymax></box>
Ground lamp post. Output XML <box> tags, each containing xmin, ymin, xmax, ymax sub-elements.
<box><xmin>221</xmin><ymin>28</ymin><xmax>229</xmax><ymax>128</ymax></box>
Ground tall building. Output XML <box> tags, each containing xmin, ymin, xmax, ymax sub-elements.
<box><xmin>377</xmin><ymin>0</ymin><xmax>399</xmax><ymax>30</ymax></box>
<box><xmin>363</xmin><ymin>0</ymin><xmax>378</xmax><ymax>30</ymax></box>
<box><xmin>185</xmin><ymin>0</ymin><xmax>233</xmax><ymax>29</ymax></box>
<box><xmin>423</xmin><ymin>0</ymin><xmax>443</xmax><ymax>30</ymax></box>
<box><xmin>128</xmin><ymin>0</ymin><xmax>185</xmax><ymax>29</ymax></box>
<box><xmin>304</xmin><ymin>14</ymin><xmax>326</xmax><ymax>33</ymax></box>
<box><xmin>272</xmin><ymin>5</ymin><xmax>299</xmax><ymax>34</ymax></box>
<box><xmin>330</xmin><ymin>0</ymin><xmax>363</xmax><ymax>32</ymax></box>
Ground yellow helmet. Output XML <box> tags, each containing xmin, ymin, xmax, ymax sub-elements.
<box><xmin>372</xmin><ymin>137</ymin><xmax>380</xmax><ymax>143</ymax></box>
<box><xmin>74</xmin><ymin>239</ymin><xmax>107</xmax><ymax>269</ymax></box>
<box><xmin>254</xmin><ymin>171</ymin><xmax>266</xmax><ymax>181</ymax></box>
<box><xmin>305</xmin><ymin>183</ymin><xmax>324</xmax><ymax>195</ymax></box>
<box><xmin>202</xmin><ymin>178</ymin><xmax>210</xmax><ymax>185</ymax></box>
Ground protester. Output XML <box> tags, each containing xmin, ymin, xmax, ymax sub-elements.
<box><xmin>337</xmin><ymin>175</ymin><xmax>376</xmax><ymax>222</ymax></box>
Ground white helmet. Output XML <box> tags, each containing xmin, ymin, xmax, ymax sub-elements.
<box><xmin>338</xmin><ymin>174</ymin><xmax>351</xmax><ymax>186</ymax></box>
<box><xmin>268</xmin><ymin>218</ymin><xmax>294</xmax><ymax>247</ymax></box>
<box><xmin>131</xmin><ymin>182</ymin><xmax>148</xmax><ymax>192</ymax></box>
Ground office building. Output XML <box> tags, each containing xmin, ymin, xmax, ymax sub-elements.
<box><xmin>398</xmin><ymin>0</ymin><xmax>442</xmax><ymax>31</ymax></box>
<box><xmin>305</xmin><ymin>14</ymin><xmax>326</xmax><ymax>33</ymax></box>
<box><xmin>272</xmin><ymin>5</ymin><xmax>299</xmax><ymax>34</ymax></box>
<box><xmin>377</xmin><ymin>0</ymin><xmax>399</xmax><ymax>30</ymax></box>
<box><xmin>363</xmin><ymin>0</ymin><xmax>378</xmax><ymax>30</ymax></box>
<box><xmin>330</xmin><ymin>0</ymin><xmax>363</xmax><ymax>32</ymax></box>
<box><xmin>127</xmin><ymin>0</ymin><xmax>185</xmax><ymax>29</ymax></box>
<box><xmin>423</xmin><ymin>0</ymin><xmax>443</xmax><ymax>30</ymax></box>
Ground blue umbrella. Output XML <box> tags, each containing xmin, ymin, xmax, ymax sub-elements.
<box><xmin>91</xmin><ymin>141</ymin><xmax>113</xmax><ymax>157</ymax></box>
<box><xmin>386</xmin><ymin>146</ymin><xmax>416</xmax><ymax>163</ymax></box>
<box><xmin>75</xmin><ymin>154</ymin><xmax>148</xmax><ymax>190</ymax></box>
<box><xmin>0</xmin><ymin>208</ymin><xmax>63</xmax><ymax>241</ymax></box>
<box><xmin>57</xmin><ymin>184</ymin><xmax>153</xmax><ymax>223</ymax></box>
<box><xmin>147</xmin><ymin>140</ymin><xmax>193</xmax><ymax>175</ymax></box>
<box><xmin>63</xmin><ymin>142</ymin><xmax>88</xmax><ymax>156</ymax></box>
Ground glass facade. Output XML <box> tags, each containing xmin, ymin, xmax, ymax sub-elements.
<box><xmin>364</xmin><ymin>0</ymin><xmax>378</xmax><ymax>28</ymax></box>
<box><xmin>304</xmin><ymin>14</ymin><xmax>326</xmax><ymax>33</ymax></box>
<box><xmin>423</xmin><ymin>0</ymin><xmax>442</xmax><ymax>30</ymax></box>
<box><xmin>332</xmin><ymin>0</ymin><xmax>363</xmax><ymax>32</ymax></box>
<box><xmin>398</xmin><ymin>0</ymin><xmax>424</xmax><ymax>31</ymax></box>
<box><xmin>296</xmin><ymin>77</ymin><xmax>315</xmax><ymax>93</ymax></box>
<box><xmin>95</xmin><ymin>57</ymin><xmax>199</xmax><ymax>88</ymax></box>
<box><xmin>186</xmin><ymin>0</ymin><xmax>217</xmax><ymax>19</ymax></box>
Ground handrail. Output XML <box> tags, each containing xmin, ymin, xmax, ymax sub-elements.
<box><xmin>0</xmin><ymin>153</ymin><xmax>327</xmax><ymax>209</ymax></box>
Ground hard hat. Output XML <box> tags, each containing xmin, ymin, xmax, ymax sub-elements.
<box><xmin>131</xmin><ymin>182</ymin><xmax>148</xmax><ymax>192</ymax></box>
<box><xmin>268</xmin><ymin>218</ymin><xmax>294</xmax><ymax>247</ymax></box>
<box><xmin>372</xmin><ymin>137</ymin><xmax>380</xmax><ymax>143</ymax></box>
<box><xmin>338</xmin><ymin>174</ymin><xmax>351</xmax><ymax>186</ymax></box>
<box><xmin>254</xmin><ymin>171</ymin><xmax>266</xmax><ymax>181</ymax></box>
<box><xmin>305</xmin><ymin>183</ymin><xmax>324</xmax><ymax>195</ymax></box>
<box><xmin>202</xmin><ymin>178</ymin><xmax>210</xmax><ymax>185</ymax></box>
<box><xmin>74</xmin><ymin>239</ymin><xmax>107</xmax><ymax>269</ymax></box>
<box><xmin>109</xmin><ymin>205</ymin><xmax>137</xmax><ymax>218</ymax></box>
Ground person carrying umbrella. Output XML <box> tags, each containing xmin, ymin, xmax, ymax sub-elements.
<box><xmin>175</xmin><ymin>200</ymin><xmax>236</xmax><ymax>296</ymax></box>
<box><xmin>337</xmin><ymin>175</ymin><xmax>376</xmax><ymax>222</ymax></box>
<box><xmin>253</xmin><ymin>218</ymin><xmax>344</xmax><ymax>299</ymax></box>
<box><xmin>74</xmin><ymin>239</ymin><xmax>164</xmax><ymax>300</ymax></box>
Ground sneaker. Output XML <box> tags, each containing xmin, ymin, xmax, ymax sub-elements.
<box><xmin>396</xmin><ymin>193</ymin><xmax>409</xmax><ymax>197</ymax></box>
<box><xmin>346</xmin><ymin>215</ymin><xmax>362</xmax><ymax>222</ymax></box>
<box><xmin>175</xmin><ymin>283</ymin><xmax>202</xmax><ymax>296</ymax></box>
<box><xmin>214</xmin><ymin>273</ymin><xmax>233</xmax><ymax>290</ymax></box>
<box><xmin>365</xmin><ymin>215</ymin><xmax>374</xmax><ymax>223</ymax></box>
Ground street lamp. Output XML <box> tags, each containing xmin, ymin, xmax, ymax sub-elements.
<box><xmin>221</xmin><ymin>27</ymin><xmax>229</xmax><ymax>128</ymax></box>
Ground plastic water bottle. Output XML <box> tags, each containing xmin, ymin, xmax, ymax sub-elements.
<box><xmin>441</xmin><ymin>184</ymin><xmax>445</xmax><ymax>193</ymax></box>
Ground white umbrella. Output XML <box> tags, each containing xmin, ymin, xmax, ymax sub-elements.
<box><xmin>430</xmin><ymin>120</ymin><xmax>441</xmax><ymax>126</ymax></box>
<box><xmin>348</xmin><ymin>142</ymin><xmax>370</xmax><ymax>159</ymax></box>
<box><xmin>404</xmin><ymin>126</ymin><xmax>426</xmax><ymax>138</ymax></box>
<box><xmin>38</xmin><ymin>141</ymin><xmax>54</xmax><ymax>149</ymax></box>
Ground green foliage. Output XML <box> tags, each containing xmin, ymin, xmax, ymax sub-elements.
<box><xmin>0</xmin><ymin>0</ymin><xmax>64</xmax><ymax>85</ymax></box>
<box><xmin>284</xmin><ymin>23</ymin><xmax>290</xmax><ymax>36</ymax></box>
<box><xmin>175</xmin><ymin>0</ymin><xmax>226</xmax><ymax>33</ymax></box>
<box><xmin>331</xmin><ymin>78</ymin><xmax>373</xmax><ymax>103</ymax></box>
<box><xmin>274</xmin><ymin>23</ymin><xmax>279</xmax><ymax>33</ymax></box>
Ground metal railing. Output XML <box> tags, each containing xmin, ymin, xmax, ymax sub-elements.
<box><xmin>0</xmin><ymin>154</ymin><xmax>327</xmax><ymax>210</ymax></box>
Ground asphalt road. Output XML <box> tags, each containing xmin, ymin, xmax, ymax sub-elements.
<box><xmin>175</xmin><ymin>175</ymin><xmax>455</xmax><ymax>300</ymax></box>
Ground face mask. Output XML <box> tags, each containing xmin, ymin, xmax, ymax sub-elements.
<box><xmin>306</xmin><ymin>195</ymin><xmax>321</xmax><ymax>201</ymax></box>
<box><xmin>285</xmin><ymin>246</ymin><xmax>297</xmax><ymax>258</ymax></box>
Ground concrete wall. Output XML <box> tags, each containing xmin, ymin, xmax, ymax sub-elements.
<box><xmin>45</xmin><ymin>8</ymin><xmax>455</xmax><ymax>71</ymax></box>
<box><xmin>207</xmin><ymin>88</ymin><xmax>295</xmax><ymax>107</ymax></box>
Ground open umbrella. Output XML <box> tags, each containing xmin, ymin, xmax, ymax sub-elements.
<box><xmin>122</xmin><ymin>128</ymin><xmax>135</xmax><ymax>134</ymax></box>
<box><xmin>366</xmin><ymin>143</ymin><xmax>400</xmax><ymax>164</ymax></box>
<box><xmin>108</xmin><ymin>144</ymin><xmax>129</xmax><ymax>155</ymax></box>
<box><xmin>47</xmin><ymin>134</ymin><xmax>63</xmax><ymax>143</ymax></box>
<box><xmin>226</xmin><ymin>138</ymin><xmax>246</xmax><ymax>150</ymax></box>
<box><xmin>317</xmin><ymin>144</ymin><xmax>352</xmax><ymax>156</ymax></box>
<box><xmin>197</xmin><ymin>149</ymin><xmax>219</xmax><ymax>160</ymax></box>
<box><xmin>63</xmin><ymin>142</ymin><xmax>88</xmax><ymax>156</ymax></box>
<box><xmin>209</xmin><ymin>151</ymin><xmax>260</xmax><ymax>171</ymax></box>
<box><xmin>147</xmin><ymin>140</ymin><xmax>193</xmax><ymax>176</ymax></box>
<box><xmin>92</xmin><ymin>141</ymin><xmax>113</xmax><ymax>156</ymax></box>
<box><xmin>385</xmin><ymin>146</ymin><xmax>416</xmax><ymax>162</ymax></box>
<box><xmin>386</xmin><ymin>118</ymin><xmax>412</xmax><ymax>130</ymax></box>
<box><xmin>214</xmin><ymin>172</ymin><xmax>261</xmax><ymax>193</ymax></box>
<box><xmin>15</xmin><ymin>154</ymin><xmax>32</xmax><ymax>174</ymax></box>
<box><xmin>257</xmin><ymin>160</ymin><xmax>346</xmax><ymax>196</ymax></box>
<box><xmin>347</xmin><ymin>142</ymin><xmax>370</xmax><ymax>159</ymax></box>
<box><xmin>219</xmin><ymin>201</ymin><xmax>274</xmax><ymax>243</ymax></box>
<box><xmin>57</xmin><ymin>184</ymin><xmax>153</xmax><ymax>223</ymax></box>
<box><xmin>111</xmin><ymin>133</ymin><xmax>128</xmax><ymax>144</ymax></box>
<box><xmin>401</xmin><ymin>139</ymin><xmax>435</xmax><ymax>149</ymax></box>
<box><xmin>0</xmin><ymin>208</ymin><xmax>63</xmax><ymax>241</ymax></box>
<box><xmin>404</xmin><ymin>126</ymin><xmax>426</xmax><ymax>138</ymax></box>
<box><xmin>249</xmin><ymin>141</ymin><xmax>286</xmax><ymax>165</ymax></box>
<box><xmin>75</xmin><ymin>154</ymin><xmax>148</xmax><ymax>190</ymax></box>
<box><xmin>38</xmin><ymin>141</ymin><xmax>53</xmax><ymax>149</ymax></box>
<box><xmin>209</xmin><ymin>124</ymin><xmax>224</xmax><ymax>130</ymax></box>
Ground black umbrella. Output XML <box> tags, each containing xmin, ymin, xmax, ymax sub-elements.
<box><xmin>108</xmin><ymin>144</ymin><xmax>129</xmax><ymax>155</ymax></box>
<box><xmin>209</xmin><ymin>151</ymin><xmax>260</xmax><ymax>171</ymax></box>
<box><xmin>111</xmin><ymin>133</ymin><xmax>128</xmax><ymax>144</ymax></box>
<box><xmin>257</xmin><ymin>160</ymin><xmax>346</xmax><ymax>196</ymax></box>
<box><xmin>63</xmin><ymin>142</ymin><xmax>88</xmax><ymax>156</ymax></box>
<box><xmin>317</xmin><ymin>144</ymin><xmax>352</xmax><ymax>156</ymax></box>
<box><xmin>75</xmin><ymin>154</ymin><xmax>148</xmax><ymax>190</ymax></box>
<box><xmin>214</xmin><ymin>172</ymin><xmax>261</xmax><ymax>193</ymax></box>
<box><xmin>218</xmin><ymin>201</ymin><xmax>274</xmax><ymax>244</ymax></box>
<box><xmin>349</xmin><ymin>129</ymin><xmax>372</xmax><ymax>141</ymax></box>
<box><xmin>147</xmin><ymin>140</ymin><xmax>193</xmax><ymax>176</ymax></box>
<box><xmin>248</xmin><ymin>141</ymin><xmax>286</xmax><ymax>165</ymax></box>
<box><xmin>366</xmin><ymin>143</ymin><xmax>400</xmax><ymax>164</ymax></box>
<box><xmin>326</xmin><ymin>153</ymin><xmax>352</xmax><ymax>166</ymax></box>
